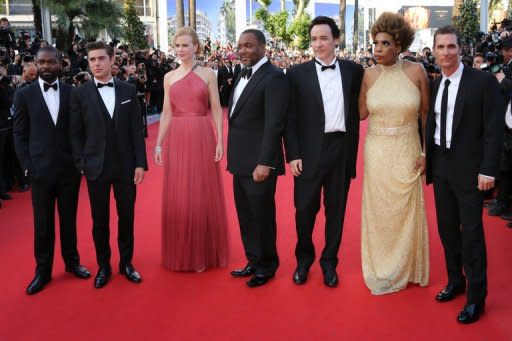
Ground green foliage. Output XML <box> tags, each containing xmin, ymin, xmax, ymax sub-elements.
<box><xmin>455</xmin><ymin>0</ymin><xmax>479</xmax><ymax>45</ymax></box>
<box><xmin>263</xmin><ymin>11</ymin><xmax>291</xmax><ymax>43</ymax></box>
<box><xmin>123</xmin><ymin>0</ymin><xmax>147</xmax><ymax>49</ymax></box>
<box><xmin>46</xmin><ymin>0</ymin><xmax>124</xmax><ymax>50</ymax></box>
<box><xmin>289</xmin><ymin>13</ymin><xmax>311</xmax><ymax>50</ymax></box>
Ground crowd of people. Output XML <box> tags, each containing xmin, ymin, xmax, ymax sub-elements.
<box><xmin>1</xmin><ymin>11</ymin><xmax>511</xmax><ymax>327</ymax></box>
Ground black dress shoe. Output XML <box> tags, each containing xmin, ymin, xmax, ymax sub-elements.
<box><xmin>507</xmin><ymin>221</ymin><xmax>512</xmax><ymax>228</ymax></box>
<box><xmin>230</xmin><ymin>264</ymin><xmax>256</xmax><ymax>277</ymax></box>
<box><xmin>26</xmin><ymin>274</ymin><xmax>52</xmax><ymax>295</ymax></box>
<box><xmin>457</xmin><ymin>303</ymin><xmax>484</xmax><ymax>324</ymax></box>
<box><xmin>246</xmin><ymin>274</ymin><xmax>274</xmax><ymax>288</ymax></box>
<box><xmin>323</xmin><ymin>270</ymin><xmax>339</xmax><ymax>288</ymax></box>
<box><xmin>435</xmin><ymin>284</ymin><xmax>465</xmax><ymax>302</ymax></box>
<box><xmin>94</xmin><ymin>267</ymin><xmax>112</xmax><ymax>288</ymax></box>
<box><xmin>293</xmin><ymin>267</ymin><xmax>309</xmax><ymax>285</ymax></box>
<box><xmin>119</xmin><ymin>264</ymin><xmax>142</xmax><ymax>283</ymax></box>
<box><xmin>500</xmin><ymin>213</ymin><xmax>512</xmax><ymax>221</ymax></box>
<box><xmin>488</xmin><ymin>201</ymin><xmax>507</xmax><ymax>216</ymax></box>
<box><xmin>65</xmin><ymin>264</ymin><xmax>91</xmax><ymax>279</ymax></box>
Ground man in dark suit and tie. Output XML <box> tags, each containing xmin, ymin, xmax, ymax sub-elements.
<box><xmin>284</xmin><ymin>16</ymin><xmax>364</xmax><ymax>288</ymax></box>
<box><xmin>426</xmin><ymin>26</ymin><xmax>504</xmax><ymax>323</ymax></box>
<box><xmin>13</xmin><ymin>46</ymin><xmax>91</xmax><ymax>295</ymax></box>
<box><xmin>227</xmin><ymin>29</ymin><xmax>289</xmax><ymax>288</ymax></box>
<box><xmin>69</xmin><ymin>41</ymin><xmax>148</xmax><ymax>289</ymax></box>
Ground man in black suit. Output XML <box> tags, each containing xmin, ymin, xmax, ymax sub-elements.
<box><xmin>13</xmin><ymin>46</ymin><xmax>91</xmax><ymax>295</ymax></box>
<box><xmin>227</xmin><ymin>29</ymin><xmax>289</xmax><ymax>288</ymax></box>
<box><xmin>426</xmin><ymin>26</ymin><xmax>504</xmax><ymax>324</ymax></box>
<box><xmin>69</xmin><ymin>41</ymin><xmax>148</xmax><ymax>289</ymax></box>
<box><xmin>217</xmin><ymin>58</ymin><xmax>240</xmax><ymax>107</ymax></box>
<box><xmin>284</xmin><ymin>16</ymin><xmax>364</xmax><ymax>288</ymax></box>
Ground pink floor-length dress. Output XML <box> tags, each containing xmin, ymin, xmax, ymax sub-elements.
<box><xmin>162</xmin><ymin>70</ymin><xmax>229</xmax><ymax>271</ymax></box>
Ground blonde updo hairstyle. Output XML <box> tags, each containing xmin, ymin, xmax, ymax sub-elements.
<box><xmin>371</xmin><ymin>12</ymin><xmax>415</xmax><ymax>53</ymax></box>
<box><xmin>173</xmin><ymin>27</ymin><xmax>202</xmax><ymax>54</ymax></box>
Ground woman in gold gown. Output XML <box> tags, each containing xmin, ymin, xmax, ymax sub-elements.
<box><xmin>359</xmin><ymin>13</ymin><xmax>430</xmax><ymax>295</ymax></box>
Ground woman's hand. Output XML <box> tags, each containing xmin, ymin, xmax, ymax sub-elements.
<box><xmin>415</xmin><ymin>155</ymin><xmax>426</xmax><ymax>175</ymax></box>
<box><xmin>214</xmin><ymin>143</ymin><xmax>223</xmax><ymax>162</ymax></box>
<box><xmin>154</xmin><ymin>146</ymin><xmax>163</xmax><ymax>166</ymax></box>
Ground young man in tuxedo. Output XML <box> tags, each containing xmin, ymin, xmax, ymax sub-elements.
<box><xmin>69</xmin><ymin>41</ymin><xmax>148</xmax><ymax>289</ymax></box>
<box><xmin>284</xmin><ymin>16</ymin><xmax>364</xmax><ymax>287</ymax></box>
<box><xmin>227</xmin><ymin>29</ymin><xmax>289</xmax><ymax>288</ymax></box>
<box><xmin>13</xmin><ymin>46</ymin><xmax>90</xmax><ymax>295</ymax></box>
<box><xmin>426</xmin><ymin>26</ymin><xmax>504</xmax><ymax>323</ymax></box>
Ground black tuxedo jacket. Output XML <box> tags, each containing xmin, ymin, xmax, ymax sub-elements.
<box><xmin>227</xmin><ymin>61</ymin><xmax>289</xmax><ymax>176</ymax></box>
<box><xmin>13</xmin><ymin>81</ymin><xmax>78</xmax><ymax>180</ymax></box>
<box><xmin>69</xmin><ymin>79</ymin><xmax>148</xmax><ymax>181</ymax></box>
<box><xmin>426</xmin><ymin>66</ymin><xmax>504</xmax><ymax>184</ymax></box>
<box><xmin>284</xmin><ymin>59</ymin><xmax>364</xmax><ymax>179</ymax></box>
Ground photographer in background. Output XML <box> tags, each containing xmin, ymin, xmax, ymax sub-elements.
<box><xmin>0</xmin><ymin>62</ymin><xmax>15</xmax><ymax>206</ymax></box>
<box><xmin>0</xmin><ymin>18</ymin><xmax>15</xmax><ymax>67</ymax></box>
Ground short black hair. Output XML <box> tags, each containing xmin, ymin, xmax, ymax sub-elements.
<box><xmin>309</xmin><ymin>16</ymin><xmax>340</xmax><ymax>39</ymax></box>
<box><xmin>36</xmin><ymin>46</ymin><xmax>62</xmax><ymax>62</ymax></box>
<box><xmin>241</xmin><ymin>29</ymin><xmax>266</xmax><ymax>45</ymax></box>
<box><xmin>433</xmin><ymin>25</ymin><xmax>462</xmax><ymax>48</ymax></box>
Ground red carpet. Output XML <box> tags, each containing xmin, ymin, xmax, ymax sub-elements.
<box><xmin>1</xmin><ymin>117</ymin><xmax>511</xmax><ymax>340</ymax></box>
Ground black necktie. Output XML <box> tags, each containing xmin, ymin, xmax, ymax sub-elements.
<box><xmin>440</xmin><ymin>79</ymin><xmax>451</xmax><ymax>150</ymax></box>
<box><xmin>314</xmin><ymin>58</ymin><xmax>336</xmax><ymax>71</ymax></box>
<box><xmin>97</xmin><ymin>82</ymin><xmax>114</xmax><ymax>89</ymax></box>
<box><xmin>43</xmin><ymin>82</ymin><xmax>58</xmax><ymax>92</ymax></box>
<box><xmin>241</xmin><ymin>67</ymin><xmax>252</xmax><ymax>79</ymax></box>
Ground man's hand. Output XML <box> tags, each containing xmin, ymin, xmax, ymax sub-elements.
<box><xmin>478</xmin><ymin>174</ymin><xmax>495</xmax><ymax>191</ymax></box>
<box><xmin>289</xmin><ymin>159</ymin><xmax>302</xmax><ymax>177</ymax></box>
<box><xmin>252</xmin><ymin>165</ymin><xmax>270</xmax><ymax>182</ymax></box>
<box><xmin>134</xmin><ymin>167</ymin><xmax>145</xmax><ymax>184</ymax></box>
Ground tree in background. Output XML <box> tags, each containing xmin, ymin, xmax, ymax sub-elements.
<box><xmin>31</xmin><ymin>0</ymin><xmax>42</xmax><ymax>36</ymax></box>
<box><xmin>339</xmin><ymin>0</ymin><xmax>346</xmax><ymax>49</ymax></box>
<box><xmin>220</xmin><ymin>0</ymin><xmax>236</xmax><ymax>43</ymax></box>
<box><xmin>352</xmin><ymin>0</ymin><xmax>358</xmax><ymax>53</ymax></box>
<box><xmin>123</xmin><ymin>0</ymin><xmax>147</xmax><ymax>50</ymax></box>
<box><xmin>456</xmin><ymin>0</ymin><xmax>479</xmax><ymax>47</ymax></box>
<box><xmin>46</xmin><ymin>0</ymin><xmax>123</xmax><ymax>51</ymax></box>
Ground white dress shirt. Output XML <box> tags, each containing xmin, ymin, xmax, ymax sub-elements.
<box><xmin>505</xmin><ymin>101</ymin><xmax>512</xmax><ymax>129</ymax></box>
<box><xmin>38</xmin><ymin>77</ymin><xmax>60</xmax><ymax>125</ymax></box>
<box><xmin>230</xmin><ymin>56</ymin><xmax>268</xmax><ymax>117</ymax></box>
<box><xmin>315</xmin><ymin>57</ymin><xmax>345</xmax><ymax>132</ymax></box>
<box><xmin>434</xmin><ymin>62</ymin><xmax>464</xmax><ymax>148</ymax></box>
<box><xmin>94</xmin><ymin>77</ymin><xmax>116</xmax><ymax>118</ymax></box>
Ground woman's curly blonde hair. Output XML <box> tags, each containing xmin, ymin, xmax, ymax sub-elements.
<box><xmin>371</xmin><ymin>12</ymin><xmax>415</xmax><ymax>53</ymax></box>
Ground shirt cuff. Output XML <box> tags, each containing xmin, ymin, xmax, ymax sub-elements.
<box><xmin>479</xmin><ymin>174</ymin><xmax>495</xmax><ymax>181</ymax></box>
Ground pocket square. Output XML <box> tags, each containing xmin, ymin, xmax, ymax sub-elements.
<box><xmin>121</xmin><ymin>99</ymin><xmax>132</xmax><ymax>104</ymax></box>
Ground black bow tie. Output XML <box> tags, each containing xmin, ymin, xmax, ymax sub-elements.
<box><xmin>315</xmin><ymin>58</ymin><xmax>336</xmax><ymax>71</ymax></box>
<box><xmin>43</xmin><ymin>82</ymin><xmax>58</xmax><ymax>92</ymax></box>
<box><xmin>241</xmin><ymin>67</ymin><xmax>252</xmax><ymax>79</ymax></box>
<box><xmin>97</xmin><ymin>82</ymin><xmax>114</xmax><ymax>88</ymax></box>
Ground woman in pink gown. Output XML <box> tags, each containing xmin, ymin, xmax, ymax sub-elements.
<box><xmin>155</xmin><ymin>27</ymin><xmax>228</xmax><ymax>271</ymax></box>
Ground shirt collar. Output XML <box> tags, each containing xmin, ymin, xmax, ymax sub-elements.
<box><xmin>245</xmin><ymin>56</ymin><xmax>268</xmax><ymax>75</ymax></box>
<box><xmin>94</xmin><ymin>77</ymin><xmax>115</xmax><ymax>87</ymax></box>
<box><xmin>441</xmin><ymin>62</ymin><xmax>464</xmax><ymax>84</ymax></box>
<box><xmin>38</xmin><ymin>77</ymin><xmax>59</xmax><ymax>88</ymax></box>
<box><xmin>315</xmin><ymin>56</ymin><xmax>337</xmax><ymax>67</ymax></box>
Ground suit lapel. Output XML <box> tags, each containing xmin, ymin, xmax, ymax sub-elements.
<box><xmin>89</xmin><ymin>80</ymin><xmax>113</xmax><ymax>120</ymax></box>
<box><xmin>230</xmin><ymin>61</ymin><xmax>270</xmax><ymax>120</ymax></box>
<box><xmin>339</xmin><ymin>59</ymin><xmax>352</xmax><ymax>122</ymax></box>
<box><xmin>56</xmin><ymin>82</ymin><xmax>68</xmax><ymax>127</ymax></box>
<box><xmin>32</xmin><ymin>82</ymin><xmax>56</xmax><ymax>127</ymax></box>
<box><xmin>451</xmin><ymin>67</ymin><xmax>469</xmax><ymax>136</ymax></box>
<box><xmin>306</xmin><ymin>60</ymin><xmax>325</xmax><ymax>117</ymax></box>
<box><xmin>113</xmin><ymin>79</ymin><xmax>121</xmax><ymax>127</ymax></box>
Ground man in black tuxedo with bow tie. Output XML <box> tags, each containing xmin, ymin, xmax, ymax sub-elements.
<box><xmin>426</xmin><ymin>26</ymin><xmax>504</xmax><ymax>323</ymax></box>
<box><xmin>285</xmin><ymin>16</ymin><xmax>364</xmax><ymax>287</ymax></box>
<box><xmin>228</xmin><ymin>29</ymin><xmax>289</xmax><ymax>287</ymax></box>
<box><xmin>13</xmin><ymin>46</ymin><xmax>91</xmax><ymax>295</ymax></box>
<box><xmin>69</xmin><ymin>41</ymin><xmax>148</xmax><ymax>289</ymax></box>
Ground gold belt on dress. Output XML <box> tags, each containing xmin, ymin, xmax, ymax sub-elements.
<box><xmin>367</xmin><ymin>121</ymin><xmax>418</xmax><ymax>136</ymax></box>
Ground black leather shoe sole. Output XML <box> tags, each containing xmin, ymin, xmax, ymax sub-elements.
<box><xmin>435</xmin><ymin>286</ymin><xmax>465</xmax><ymax>302</ymax></box>
<box><xmin>246</xmin><ymin>274</ymin><xmax>274</xmax><ymax>288</ymax></box>
<box><xmin>230</xmin><ymin>265</ymin><xmax>256</xmax><ymax>277</ymax></box>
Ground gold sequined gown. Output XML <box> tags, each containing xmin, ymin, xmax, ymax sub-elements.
<box><xmin>361</xmin><ymin>60</ymin><xmax>429</xmax><ymax>295</ymax></box>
